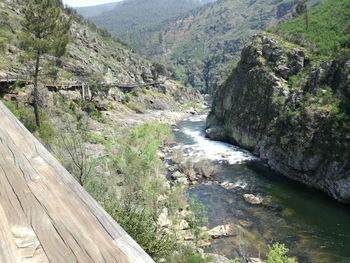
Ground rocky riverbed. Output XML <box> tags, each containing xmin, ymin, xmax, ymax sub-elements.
<box><xmin>164</xmin><ymin>114</ymin><xmax>350</xmax><ymax>263</ymax></box>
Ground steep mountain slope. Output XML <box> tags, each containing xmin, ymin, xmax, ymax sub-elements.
<box><xmin>207</xmin><ymin>0</ymin><xmax>350</xmax><ymax>202</ymax></box>
<box><xmin>86</xmin><ymin>0</ymin><xmax>215</xmax><ymax>53</ymax></box>
<box><xmin>0</xmin><ymin>0</ymin><xmax>154</xmax><ymax>85</ymax></box>
<box><xmin>76</xmin><ymin>2</ymin><xmax>120</xmax><ymax>18</ymax></box>
<box><xmin>0</xmin><ymin>0</ymin><xmax>201</xmax><ymax>121</ymax></box>
<box><xmin>141</xmin><ymin>0</ymin><xmax>323</xmax><ymax>93</ymax></box>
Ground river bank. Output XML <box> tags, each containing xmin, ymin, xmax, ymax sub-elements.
<box><xmin>162</xmin><ymin>114</ymin><xmax>350</xmax><ymax>263</ymax></box>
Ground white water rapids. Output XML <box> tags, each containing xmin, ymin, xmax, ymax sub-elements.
<box><xmin>176</xmin><ymin>115</ymin><xmax>257</xmax><ymax>165</ymax></box>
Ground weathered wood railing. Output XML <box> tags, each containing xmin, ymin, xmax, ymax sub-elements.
<box><xmin>0</xmin><ymin>101</ymin><xmax>155</xmax><ymax>263</ymax></box>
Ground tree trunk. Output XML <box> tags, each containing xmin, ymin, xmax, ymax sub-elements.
<box><xmin>33</xmin><ymin>52</ymin><xmax>41</xmax><ymax>128</ymax></box>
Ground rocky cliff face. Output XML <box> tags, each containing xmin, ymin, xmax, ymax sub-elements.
<box><xmin>207</xmin><ymin>33</ymin><xmax>350</xmax><ymax>203</ymax></box>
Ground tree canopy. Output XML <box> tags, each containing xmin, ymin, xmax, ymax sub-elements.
<box><xmin>19</xmin><ymin>0</ymin><xmax>71</xmax><ymax>127</ymax></box>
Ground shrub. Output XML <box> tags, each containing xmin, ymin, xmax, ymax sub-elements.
<box><xmin>3</xmin><ymin>100</ymin><xmax>17</xmax><ymax>114</ymax></box>
<box><xmin>186</xmin><ymin>199</ymin><xmax>209</xmax><ymax>247</ymax></box>
<box><xmin>79</xmin><ymin>100</ymin><xmax>104</xmax><ymax>122</ymax></box>
<box><xmin>194</xmin><ymin>159</ymin><xmax>217</xmax><ymax>178</ymax></box>
<box><xmin>180</xmin><ymin>159</ymin><xmax>196</xmax><ymax>180</ymax></box>
<box><xmin>113</xmin><ymin>121</ymin><xmax>172</xmax><ymax>206</ymax></box>
<box><xmin>152</xmin><ymin>62</ymin><xmax>167</xmax><ymax>77</ymax></box>
<box><xmin>87</xmin><ymin>132</ymin><xmax>106</xmax><ymax>145</ymax></box>
<box><xmin>104</xmin><ymin>200</ymin><xmax>176</xmax><ymax>262</ymax></box>
<box><xmin>167</xmin><ymin>246</ymin><xmax>212</xmax><ymax>263</ymax></box>
<box><xmin>38</xmin><ymin>119</ymin><xmax>55</xmax><ymax>144</ymax></box>
<box><xmin>3</xmin><ymin>101</ymin><xmax>55</xmax><ymax>144</ymax></box>
<box><xmin>172</xmin><ymin>148</ymin><xmax>185</xmax><ymax>164</ymax></box>
<box><xmin>167</xmin><ymin>182</ymin><xmax>187</xmax><ymax>215</ymax></box>
<box><xmin>16</xmin><ymin>107</ymin><xmax>38</xmax><ymax>132</ymax></box>
<box><xmin>88</xmin><ymin>73</ymin><xmax>110</xmax><ymax>100</ymax></box>
<box><xmin>127</xmin><ymin>101</ymin><xmax>147</xmax><ymax>113</ymax></box>
<box><xmin>266</xmin><ymin>243</ymin><xmax>297</xmax><ymax>263</ymax></box>
<box><xmin>121</xmin><ymin>94</ymin><xmax>130</xmax><ymax>104</ymax></box>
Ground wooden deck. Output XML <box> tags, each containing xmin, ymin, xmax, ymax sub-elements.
<box><xmin>0</xmin><ymin>101</ymin><xmax>154</xmax><ymax>263</ymax></box>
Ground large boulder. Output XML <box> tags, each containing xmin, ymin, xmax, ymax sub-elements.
<box><xmin>243</xmin><ymin>194</ymin><xmax>263</xmax><ymax>205</ymax></box>
<box><xmin>208</xmin><ymin>224</ymin><xmax>238</xmax><ymax>239</ymax></box>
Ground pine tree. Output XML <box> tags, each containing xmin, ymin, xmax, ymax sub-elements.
<box><xmin>19</xmin><ymin>0</ymin><xmax>71</xmax><ymax>127</ymax></box>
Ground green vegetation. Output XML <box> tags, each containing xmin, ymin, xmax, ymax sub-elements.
<box><xmin>273</xmin><ymin>0</ymin><xmax>350</xmax><ymax>59</ymax></box>
<box><xmin>0</xmin><ymin>28</ymin><xmax>11</xmax><ymax>52</ymax></box>
<box><xmin>88</xmin><ymin>0</ymin><xmax>214</xmax><ymax>49</ymax></box>
<box><xmin>266</xmin><ymin>243</ymin><xmax>297</xmax><ymax>263</ymax></box>
<box><xmin>58</xmin><ymin>121</ymin><xmax>93</xmax><ymax>186</ymax></box>
<box><xmin>3</xmin><ymin>101</ymin><xmax>54</xmax><ymax>144</ymax></box>
<box><xmin>79</xmin><ymin>100</ymin><xmax>105</xmax><ymax>122</ymax></box>
<box><xmin>168</xmin><ymin>246</ymin><xmax>212</xmax><ymax>263</ymax></box>
<box><xmin>105</xmin><ymin>201</ymin><xmax>176</xmax><ymax>262</ymax></box>
<box><xmin>269</xmin><ymin>0</ymin><xmax>350</xmax><ymax>158</ymax></box>
<box><xmin>88</xmin><ymin>73</ymin><xmax>111</xmax><ymax>101</ymax></box>
<box><xmin>75</xmin><ymin>119</ymin><xmax>210</xmax><ymax>262</ymax></box>
<box><xmin>19</xmin><ymin>0</ymin><xmax>71</xmax><ymax>127</ymax></box>
<box><xmin>64</xmin><ymin>119</ymin><xmax>183</xmax><ymax>260</ymax></box>
<box><xmin>187</xmin><ymin>199</ymin><xmax>209</xmax><ymax>247</ymax></box>
<box><xmin>86</xmin><ymin>0</ymin><xmax>302</xmax><ymax>92</ymax></box>
<box><xmin>126</xmin><ymin>101</ymin><xmax>147</xmax><ymax>113</ymax></box>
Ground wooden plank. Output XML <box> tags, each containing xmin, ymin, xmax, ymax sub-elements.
<box><xmin>0</xmin><ymin>202</ymin><xmax>22</xmax><ymax>263</ymax></box>
<box><xmin>0</xmin><ymin>101</ymin><xmax>155</xmax><ymax>263</ymax></box>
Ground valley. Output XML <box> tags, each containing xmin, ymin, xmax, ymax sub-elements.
<box><xmin>0</xmin><ymin>0</ymin><xmax>349</xmax><ymax>262</ymax></box>
<box><xmin>83</xmin><ymin>0</ymin><xmax>321</xmax><ymax>92</ymax></box>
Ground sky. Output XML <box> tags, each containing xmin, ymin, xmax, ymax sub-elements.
<box><xmin>62</xmin><ymin>0</ymin><xmax>122</xmax><ymax>7</ymax></box>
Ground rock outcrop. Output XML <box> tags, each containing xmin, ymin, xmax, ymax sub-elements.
<box><xmin>207</xmin><ymin>33</ymin><xmax>350</xmax><ymax>203</ymax></box>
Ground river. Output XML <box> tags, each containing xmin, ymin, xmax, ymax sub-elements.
<box><xmin>173</xmin><ymin>115</ymin><xmax>350</xmax><ymax>263</ymax></box>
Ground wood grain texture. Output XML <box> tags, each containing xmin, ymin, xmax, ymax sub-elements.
<box><xmin>0</xmin><ymin>101</ymin><xmax>155</xmax><ymax>263</ymax></box>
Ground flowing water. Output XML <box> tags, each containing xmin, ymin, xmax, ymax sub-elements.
<box><xmin>174</xmin><ymin>115</ymin><xmax>350</xmax><ymax>263</ymax></box>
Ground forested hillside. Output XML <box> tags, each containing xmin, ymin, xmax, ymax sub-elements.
<box><xmin>76</xmin><ymin>2</ymin><xmax>120</xmax><ymax>17</ymax></box>
<box><xmin>86</xmin><ymin>0</ymin><xmax>215</xmax><ymax>50</ymax></box>
<box><xmin>142</xmin><ymin>0</ymin><xmax>323</xmax><ymax>93</ymax></box>
<box><xmin>83</xmin><ymin>0</ymin><xmax>321</xmax><ymax>93</ymax></box>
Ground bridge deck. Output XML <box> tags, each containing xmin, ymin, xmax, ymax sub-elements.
<box><xmin>0</xmin><ymin>101</ymin><xmax>154</xmax><ymax>263</ymax></box>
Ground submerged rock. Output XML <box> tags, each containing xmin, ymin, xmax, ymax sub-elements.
<box><xmin>205</xmin><ymin>126</ymin><xmax>227</xmax><ymax>141</ymax></box>
<box><xmin>248</xmin><ymin>258</ymin><xmax>263</xmax><ymax>263</ymax></box>
<box><xmin>239</xmin><ymin>220</ymin><xmax>253</xmax><ymax>228</ymax></box>
<box><xmin>243</xmin><ymin>194</ymin><xmax>263</xmax><ymax>205</ymax></box>
<box><xmin>208</xmin><ymin>224</ymin><xmax>238</xmax><ymax>238</ymax></box>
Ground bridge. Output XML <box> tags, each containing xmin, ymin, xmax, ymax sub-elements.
<box><xmin>0</xmin><ymin>101</ymin><xmax>154</xmax><ymax>263</ymax></box>
<box><xmin>0</xmin><ymin>74</ymin><xmax>31</xmax><ymax>85</ymax></box>
<box><xmin>0</xmin><ymin>73</ymin><xmax>164</xmax><ymax>100</ymax></box>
